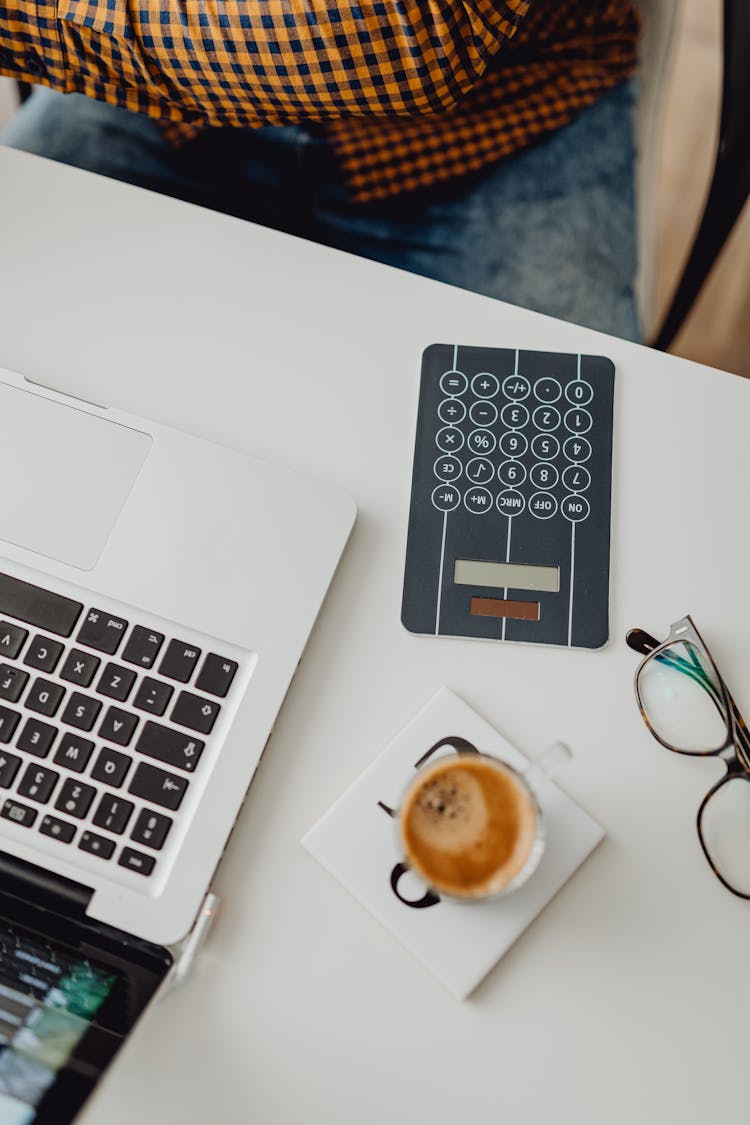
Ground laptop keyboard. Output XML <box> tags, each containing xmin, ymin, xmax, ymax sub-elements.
<box><xmin>0</xmin><ymin>570</ymin><xmax>246</xmax><ymax>884</ymax></box>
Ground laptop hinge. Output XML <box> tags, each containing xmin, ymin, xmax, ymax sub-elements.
<box><xmin>0</xmin><ymin>849</ymin><xmax>93</xmax><ymax>918</ymax></box>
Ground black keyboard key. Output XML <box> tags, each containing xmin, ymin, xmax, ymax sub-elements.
<box><xmin>0</xmin><ymin>622</ymin><xmax>28</xmax><ymax>660</ymax></box>
<box><xmin>159</xmin><ymin>640</ymin><xmax>201</xmax><ymax>683</ymax></box>
<box><xmin>0</xmin><ymin>751</ymin><xmax>22</xmax><ymax>788</ymax></box>
<box><xmin>0</xmin><ymin>573</ymin><xmax>82</xmax><ymax>637</ymax></box>
<box><xmin>171</xmin><ymin>691</ymin><xmax>220</xmax><ymax>735</ymax></box>
<box><xmin>79</xmin><ymin>831</ymin><xmax>116</xmax><ymax>860</ymax></box>
<box><xmin>17</xmin><ymin>764</ymin><xmax>59</xmax><ymax>804</ymax></box>
<box><xmin>16</xmin><ymin>718</ymin><xmax>57</xmax><ymax>758</ymax></box>
<box><xmin>98</xmin><ymin>706</ymin><xmax>139</xmax><ymax>746</ymax></box>
<box><xmin>195</xmin><ymin>653</ymin><xmax>238</xmax><ymax>698</ymax></box>
<box><xmin>0</xmin><ymin>664</ymin><xmax>28</xmax><ymax>703</ymax></box>
<box><xmin>136</xmin><ymin>721</ymin><xmax>204</xmax><ymax>773</ymax></box>
<box><xmin>54</xmin><ymin>779</ymin><xmax>95</xmax><ymax>819</ymax></box>
<box><xmin>90</xmin><ymin>748</ymin><xmax>131</xmax><ymax>788</ymax></box>
<box><xmin>1</xmin><ymin>799</ymin><xmax>37</xmax><ymax>828</ymax></box>
<box><xmin>77</xmin><ymin>608</ymin><xmax>129</xmax><ymax>655</ymax></box>
<box><xmin>26</xmin><ymin>678</ymin><xmax>65</xmax><ymax>718</ymax></box>
<box><xmin>93</xmin><ymin>793</ymin><xmax>134</xmax><ymax>835</ymax></box>
<box><xmin>0</xmin><ymin>705</ymin><xmax>21</xmax><ymax>743</ymax></box>
<box><xmin>97</xmin><ymin>663</ymin><xmax>137</xmax><ymax>703</ymax></box>
<box><xmin>128</xmin><ymin>762</ymin><xmax>188</xmax><ymax>810</ymax></box>
<box><xmin>23</xmin><ymin>636</ymin><xmax>64</xmax><ymax>673</ymax></box>
<box><xmin>60</xmin><ymin>648</ymin><xmax>100</xmax><ymax>688</ymax></box>
<box><xmin>131</xmin><ymin>808</ymin><xmax>172</xmax><ymax>850</ymax></box>
<box><xmin>60</xmin><ymin>692</ymin><xmax>102</xmax><ymax>732</ymax></box>
<box><xmin>53</xmin><ymin>733</ymin><xmax>95</xmax><ymax>773</ymax></box>
<box><xmin>118</xmin><ymin>847</ymin><xmax>155</xmax><ymax>876</ymax></box>
<box><xmin>122</xmin><ymin>626</ymin><xmax>164</xmax><ymax>670</ymax></box>
<box><xmin>39</xmin><ymin>814</ymin><xmax>76</xmax><ymax>844</ymax></box>
<box><xmin>133</xmin><ymin>677</ymin><xmax>173</xmax><ymax>717</ymax></box>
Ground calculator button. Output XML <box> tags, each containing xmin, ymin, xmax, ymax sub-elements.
<box><xmin>471</xmin><ymin>373</ymin><xmax>499</xmax><ymax>398</ymax></box>
<box><xmin>435</xmin><ymin>427</ymin><xmax>465</xmax><ymax>454</ymax></box>
<box><xmin>498</xmin><ymin>431</ymin><xmax>528</xmax><ymax>458</ymax></box>
<box><xmin>467</xmin><ymin>429</ymin><xmax>496</xmax><ymax>455</ymax></box>
<box><xmin>500</xmin><ymin>403</ymin><xmax>529</xmax><ymax>429</ymax></box>
<box><xmin>23</xmin><ymin>636</ymin><xmax>64</xmax><ymax>673</ymax></box>
<box><xmin>469</xmin><ymin>401</ymin><xmax>498</xmax><ymax>428</ymax></box>
<box><xmin>465</xmin><ymin>457</ymin><xmax>494</xmax><ymax>485</ymax></box>
<box><xmin>431</xmin><ymin>485</ymin><xmax>461</xmax><ymax>512</ymax></box>
<box><xmin>561</xmin><ymin>495</ymin><xmax>591</xmax><ymax>522</ymax></box>
<box><xmin>533</xmin><ymin>377</ymin><xmax>562</xmax><ymax>403</ymax></box>
<box><xmin>501</xmin><ymin>375</ymin><xmax>530</xmax><ymax>401</ymax></box>
<box><xmin>530</xmin><ymin>434</ymin><xmax>560</xmax><ymax>461</ymax></box>
<box><xmin>565</xmin><ymin>380</ymin><xmax>594</xmax><ymax>405</ymax></box>
<box><xmin>0</xmin><ymin>665</ymin><xmax>28</xmax><ymax>703</ymax></box>
<box><xmin>529</xmin><ymin>492</ymin><xmax>558</xmax><ymax>519</ymax></box>
<box><xmin>496</xmin><ymin>489</ymin><xmax>526</xmax><ymax>517</ymax></box>
<box><xmin>439</xmin><ymin>370</ymin><xmax>467</xmax><ymax>396</ymax></box>
<box><xmin>437</xmin><ymin>399</ymin><xmax>466</xmax><ymax>425</ymax></box>
<box><xmin>433</xmin><ymin>456</ymin><xmax>462</xmax><ymax>483</ymax></box>
<box><xmin>563</xmin><ymin>436</ymin><xmax>592</xmax><ymax>463</ymax></box>
<box><xmin>562</xmin><ymin>465</ymin><xmax>591</xmax><ymax>492</ymax></box>
<box><xmin>464</xmin><ymin>487</ymin><xmax>494</xmax><ymax>515</ymax></box>
<box><xmin>531</xmin><ymin>405</ymin><xmax>560</xmax><ymax>432</ymax></box>
<box><xmin>60</xmin><ymin>648</ymin><xmax>100</xmax><ymax>688</ymax></box>
<box><xmin>529</xmin><ymin>463</ymin><xmax>559</xmax><ymax>489</ymax></box>
<box><xmin>498</xmin><ymin>460</ymin><xmax>527</xmax><ymax>487</ymax></box>
<box><xmin>564</xmin><ymin>407</ymin><xmax>593</xmax><ymax>435</ymax></box>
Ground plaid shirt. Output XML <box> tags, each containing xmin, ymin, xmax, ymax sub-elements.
<box><xmin>0</xmin><ymin>0</ymin><xmax>638</xmax><ymax>202</ymax></box>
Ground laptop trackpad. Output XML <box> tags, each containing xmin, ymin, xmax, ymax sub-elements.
<box><xmin>0</xmin><ymin>383</ymin><xmax>152</xmax><ymax>570</ymax></box>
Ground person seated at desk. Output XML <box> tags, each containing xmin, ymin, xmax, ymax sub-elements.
<box><xmin>0</xmin><ymin>0</ymin><xmax>639</xmax><ymax>340</ymax></box>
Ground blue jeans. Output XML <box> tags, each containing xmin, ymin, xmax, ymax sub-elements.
<box><xmin>1</xmin><ymin>82</ymin><xmax>639</xmax><ymax>340</ymax></box>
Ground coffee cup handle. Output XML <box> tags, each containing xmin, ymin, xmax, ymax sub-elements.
<box><xmin>523</xmin><ymin>740</ymin><xmax>572</xmax><ymax>790</ymax></box>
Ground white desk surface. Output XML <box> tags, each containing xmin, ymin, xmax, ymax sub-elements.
<box><xmin>1</xmin><ymin>146</ymin><xmax>748</xmax><ymax>1125</ymax></box>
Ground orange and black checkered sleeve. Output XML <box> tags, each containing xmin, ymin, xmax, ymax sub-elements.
<box><xmin>0</xmin><ymin>0</ymin><xmax>530</xmax><ymax>127</ymax></box>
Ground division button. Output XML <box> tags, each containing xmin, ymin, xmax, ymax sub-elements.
<box><xmin>463</xmin><ymin>487</ymin><xmax>493</xmax><ymax>515</ymax></box>
<box><xmin>501</xmin><ymin>375</ymin><xmax>531</xmax><ymax>401</ymax></box>
<box><xmin>435</xmin><ymin>426</ymin><xmax>464</xmax><ymax>454</ymax></box>
<box><xmin>563</xmin><ymin>436</ymin><xmax>592</xmax><ymax>463</ymax></box>
<box><xmin>565</xmin><ymin>379</ymin><xmax>594</xmax><ymax>405</ymax></box>
<box><xmin>118</xmin><ymin>847</ymin><xmax>156</xmax><ymax>876</ymax></box>
<box><xmin>77</xmin><ymin>609</ymin><xmax>129</xmax><ymax>655</ymax></box>
<box><xmin>471</xmin><ymin>372</ymin><xmax>500</xmax><ymax>398</ymax></box>
<box><xmin>467</xmin><ymin>428</ymin><xmax>496</xmax><ymax>455</ymax></box>
<box><xmin>564</xmin><ymin>407</ymin><xmax>593</xmax><ymax>435</ymax></box>
<box><xmin>561</xmin><ymin>495</ymin><xmax>591</xmax><ymax>522</ymax></box>
<box><xmin>433</xmin><ymin>455</ymin><xmax>462</xmax><ymax>483</ymax></box>
<box><xmin>497</xmin><ymin>460</ymin><xmax>527</xmax><ymax>487</ymax></box>
<box><xmin>194</xmin><ymin>654</ymin><xmax>238</xmax><ymax>699</ymax></box>
<box><xmin>437</xmin><ymin>399</ymin><xmax>466</xmax><ymax>425</ymax></box>
<box><xmin>121</xmin><ymin>626</ymin><xmax>165</xmax><ymax>669</ymax></box>
<box><xmin>498</xmin><ymin>431</ymin><xmax>528</xmax><ymax>458</ymax></box>
<box><xmin>562</xmin><ymin>464</ymin><xmax>591</xmax><ymax>492</ymax></box>
<box><xmin>439</xmin><ymin>370</ymin><xmax>468</xmax><ymax>396</ymax></box>
<box><xmin>469</xmin><ymin>401</ymin><xmax>498</xmax><ymax>428</ymax></box>
<box><xmin>431</xmin><ymin>484</ymin><xmax>461</xmax><ymax>512</ymax></box>
<box><xmin>533</xmin><ymin>377</ymin><xmax>562</xmax><ymax>403</ymax></box>
<box><xmin>529</xmin><ymin>462</ymin><xmax>559</xmax><ymax>489</ymax></box>
<box><xmin>496</xmin><ymin>490</ymin><xmax>526</xmax><ymax>517</ymax></box>
<box><xmin>500</xmin><ymin>403</ymin><xmax>529</xmax><ymax>429</ymax></box>
<box><xmin>531</xmin><ymin>405</ymin><xmax>561</xmax><ymax>432</ymax></box>
<box><xmin>529</xmin><ymin>492</ymin><xmax>558</xmax><ymax>519</ymax></box>
<box><xmin>530</xmin><ymin>434</ymin><xmax>560</xmax><ymax>461</ymax></box>
<box><xmin>465</xmin><ymin>457</ymin><xmax>494</xmax><ymax>485</ymax></box>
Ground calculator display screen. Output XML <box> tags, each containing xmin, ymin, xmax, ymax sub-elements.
<box><xmin>454</xmin><ymin>559</ymin><xmax>560</xmax><ymax>593</ymax></box>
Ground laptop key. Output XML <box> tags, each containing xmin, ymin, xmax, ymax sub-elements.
<box><xmin>90</xmin><ymin>747</ymin><xmax>131</xmax><ymax>788</ymax></box>
<box><xmin>0</xmin><ymin>622</ymin><xmax>28</xmax><ymax>660</ymax></box>
<box><xmin>122</xmin><ymin>626</ymin><xmax>164</xmax><ymax>670</ymax></box>
<box><xmin>97</xmin><ymin>662</ymin><xmax>137</xmax><ymax>703</ymax></box>
<box><xmin>0</xmin><ymin>751</ymin><xmax>22</xmax><ymax>788</ymax></box>
<box><xmin>39</xmin><ymin>814</ymin><xmax>76</xmax><ymax>844</ymax></box>
<box><xmin>195</xmin><ymin>653</ymin><xmax>238</xmax><ymax>698</ymax></box>
<box><xmin>26</xmin><ymin>678</ymin><xmax>65</xmax><ymax>718</ymax></box>
<box><xmin>159</xmin><ymin>640</ymin><xmax>201</xmax><ymax>683</ymax></box>
<box><xmin>171</xmin><ymin>691</ymin><xmax>220</xmax><ymax>735</ymax></box>
<box><xmin>53</xmin><ymin>733</ymin><xmax>95</xmax><ymax>773</ymax></box>
<box><xmin>55</xmin><ymin>779</ymin><xmax>95</xmax><ymax>819</ymax></box>
<box><xmin>61</xmin><ymin>692</ymin><xmax>102</xmax><ymax>732</ymax></box>
<box><xmin>1</xmin><ymin>799</ymin><xmax>37</xmax><ymax>828</ymax></box>
<box><xmin>23</xmin><ymin>636</ymin><xmax>64</xmax><ymax>673</ymax></box>
<box><xmin>0</xmin><ymin>574</ymin><xmax>83</xmax><ymax>637</ymax></box>
<box><xmin>77</xmin><ymin>608</ymin><xmax>129</xmax><ymax>655</ymax></box>
<box><xmin>60</xmin><ymin>648</ymin><xmax>100</xmax><ymax>688</ymax></box>
<box><xmin>79</xmin><ymin>831</ymin><xmax>116</xmax><ymax>860</ymax></box>
<box><xmin>130</xmin><ymin>808</ymin><xmax>172</xmax><ymax>850</ymax></box>
<box><xmin>16</xmin><ymin>717</ymin><xmax>57</xmax><ymax>758</ymax></box>
<box><xmin>0</xmin><ymin>706</ymin><xmax>21</xmax><ymax>743</ymax></box>
<box><xmin>133</xmin><ymin>677</ymin><xmax>173</xmax><ymax>717</ymax></box>
<box><xmin>99</xmin><ymin>706</ymin><xmax>139</xmax><ymax>746</ymax></box>
<box><xmin>92</xmin><ymin>793</ymin><xmax>134</xmax><ymax>835</ymax></box>
<box><xmin>118</xmin><ymin>847</ymin><xmax>155</xmax><ymax>876</ymax></box>
<box><xmin>0</xmin><ymin>664</ymin><xmax>28</xmax><ymax>703</ymax></box>
<box><xmin>128</xmin><ymin>761</ymin><xmax>188</xmax><ymax>810</ymax></box>
<box><xmin>136</xmin><ymin>720</ymin><xmax>204</xmax><ymax>773</ymax></box>
<box><xmin>17</xmin><ymin>764</ymin><xmax>59</xmax><ymax>804</ymax></box>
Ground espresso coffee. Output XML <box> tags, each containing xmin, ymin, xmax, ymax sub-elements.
<box><xmin>399</xmin><ymin>755</ymin><xmax>539</xmax><ymax>899</ymax></box>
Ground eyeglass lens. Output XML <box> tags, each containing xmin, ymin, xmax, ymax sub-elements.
<box><xmin>700</xmin><ymin>777</ymin><xmax>750</xmax><ymax>897</ymax></box>
<box><xmin>637</xmin><ymin>640</ymin><xmax>728</xmax><ymax>753</ymax></box>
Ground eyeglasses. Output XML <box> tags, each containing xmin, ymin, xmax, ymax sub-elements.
<box><xmin>626</xmin><ymin>615</ymin><xmax>750</xmax><ymax>899</ymax></box>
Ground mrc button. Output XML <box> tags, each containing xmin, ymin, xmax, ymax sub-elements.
<box><xmin>496</xmin><ymin>489</ymin><xmax>525</xmax><ymax>517</ymax></box>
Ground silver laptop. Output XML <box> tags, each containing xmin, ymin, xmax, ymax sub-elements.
<box><xmin>0</xmin><ymin>365</ymin><xmax>355</xmax><ymax>1124</ymax></box>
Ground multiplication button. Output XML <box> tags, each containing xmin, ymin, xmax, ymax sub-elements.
<box><xmin>561</xmin><ymin>495</ymin><xmax>590</xmax><ymax>522</ymax></box>
<box><xmin>531</xmin><ymin>434</ymin><xmax>559</xmax><ymax>460</ymax></box>
<box><xmin>497</xmin><ymin>490</ymin><xmax>526</xmax><ymax>517</ymax></box>
<box><xmin>439</xmin><ymin>370</ymin><xmax>468</xmax><ymax>396</ymax></box>
<box><xmin>533</xmin><ymin>378</ymin><xmax>562</xmax><ymax>404</ymax></box>
<box><xmin>438</xmin><ymin>399</ymin><xmax>466</xmax><ymax>424</ymax></box>
<box><xmin>564</xmin><ymin>407</ymin><xmax>592</xmax><ymax>435</ymax></box>
<box><xmin>433</xmin><ymin>456</ymin><xmax>462</xmax><ymax>483</ymax></box>
<box><xmin>499</xmin><ymin>431</ymin><xmax>528</xmax><ymax>457</ymax></box>
<box><xmin>529</xmin><ymin>492</ymin><xmax>558</xmax><ymax>519</ymax></box>
<box><xmin>501</xmin><ymin>375</ymin><xmax>530</xmax><ymax>401</ymax></box>
<box><xmin>562</xmin><ymin>465</ymin><xmax>591</xmax><ymax>492</ymax></box>
<box><xmin>529</xmin><ymin>463</ymin><xmax>559</xmax><ymax>489</ymax></box>
<box><xmin>469</xmin><ymin>401</ymin><xmax>498</xmax><ymax>427</ymax></box>
<box><xmin>471</xmin><ymin>373</ymin><xmax>499</xmax><ymax>398</ymax></box>
<box><xmin>431</xmin><ymin>485</ymin><xmax>461</xmax><ymax>512</ymax></box>
<box><xmin>465</xmin><ymin>457</ymin><xmax>494</xmax><ymax>484</ymax></box>
<box><xmin>531</xmin><ymin>405</ymin><xmax>560</xmax><ymax>432</ymax></box>
<box><xmin>464</xmin><ymin>487</ymin><xmax>493</xmax><ymax>515</ymax></box>
<box><xmin>565</xmin><ymin>380</ymin><xmax>593</xmax><ymax>405</ymax></box>
<box><xmin>498</xmin><ymin>460</ymin><xmax>526</xmax><ymax>487</ymax></box>
<box><xmin>563</xmin><ymin>436</ymin><xmax>591</xmax><ymax>463</ymax></box>
<box><xmin>436</xmin><ymin>426</ymin><xmax>465</xmax><ymax>453</ymax></box>
<box><xmin>467</xmin><ymin>429</ymin><xmax>496</xmax><ymax>455</ymax></box>
<box><xmin>500</xmin><ymin>403</ymin><xmax>529</xmax><ymax>429</ymax></box>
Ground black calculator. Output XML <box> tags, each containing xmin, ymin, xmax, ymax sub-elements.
<box><xmin>402</xmin><ymin>344</ymin><xmax>615</xmax><ymax>649</ymax></box>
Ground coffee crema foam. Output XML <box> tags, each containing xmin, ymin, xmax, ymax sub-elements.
<box><xmin>400</xmin><ymin>756</ymin><xmax>539</xmax><ymax>898</ymax></box>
